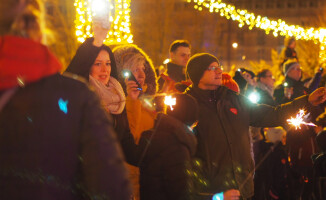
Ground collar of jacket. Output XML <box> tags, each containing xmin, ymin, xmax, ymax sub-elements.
<box><xmin>186</xmin><ymin>85</ymin><xmax>229</xmax><ymax>104</ymax></box>
<box><xmin>167</xmin><ymin>62</ymin><xmax>186</xmax><ymax>82</ymax></box>
<box><xmin>256</xmin><ymin>81</ymin><xmax>274</xmax><ymax>97</ymax></box>
<box><xmin>0</xmin><ymin>35</ymin><xmax>61</xmax><ymax>90</ymax></box>
<box><xmin>285</xmin><ymin>76</ymin><xmax>302</xmax><ymax>87</ymax></box>
<box><xmin>150</xmin><ymin>113</ymin><xmax>197</xmax><ymax>156</ymax></box>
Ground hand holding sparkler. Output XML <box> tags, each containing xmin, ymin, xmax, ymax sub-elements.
<box><xmin>287</xmin><ymin>109</ymin><xmax>316</xmax><ymax>130</ymax></box>
<box><xmin>308</xmin><ymin>87</ymin><xmax>326</xmax><ymax>106</ymax></box>
<box><xmin>164</xmin><ymin>96</ymin><xmax>176</xmax><ymax>111</ymax></box>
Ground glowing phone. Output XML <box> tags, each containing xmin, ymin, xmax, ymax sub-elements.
<box><xmin>123</xmin><ymin>70</ymin><xmax>142</xmax><ymax>91</ymax></box>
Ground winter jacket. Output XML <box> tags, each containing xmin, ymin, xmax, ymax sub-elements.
<box><xmin>126</xmin><ymin>96</ymin><xmax>156</xmax><ymax>143</ymax></box>
<box><xmin>64</xmin><ymin>38</ymin><xmax>139</xmax><ymax>166</ymax></box>
<box><xmin>185</xmin><ymin>85</ymin><xmax>312</xmax><ymax>199</ymax></box>
<box><xmin>253</xmin><ymin>141</ymin><xmax>288</xmax><ymax>200</ymax></box>
<box><xmin>255</xmin><ymin>85</ymin><xmax>276</xmax><ymax>107</ymax></box>
<box><xmin>113</xmin><ymin>44</ymin><xmax>158</xmax><ymax>200</ymax></box>
<box><xmin>158</xmin><ymin>62</ymin><xmax>188</xmax><ymax>92</ymax></box>
<box><xmin>0</xmin><ymin>36</ymin><xmax>132</xmax><ymax>200</ymax></box>
<box><xmin>138</xmin><ymin>113</ymin><xmax>197</xmax><ymax>200</ymax></box>
<box><xmin>274</xmin><ymin>75</ymin><xmax>321</xmax><ymax>105</ymax></box>
<box><xmin>312</xmin><ymin>152</ymin><xmax>326</xmax><ymax>200</ymax></box>
<box><xmin>112</xmin><ymin>44</ymin><xmax>158</xmax><ymax>143</ymax></box>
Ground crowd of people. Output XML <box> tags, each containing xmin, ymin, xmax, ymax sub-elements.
<box><xmin>1</xmin><ymin>0</ymin><xmax>326</xmax><ymax>200</ymax></box>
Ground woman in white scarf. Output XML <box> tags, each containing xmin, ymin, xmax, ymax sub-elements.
<box><xmin>89</xmin><ymin>49</ymin><xmax>126</xmax><ymax>114</ymax></box>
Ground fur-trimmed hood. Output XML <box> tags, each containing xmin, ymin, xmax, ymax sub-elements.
<box><xmin>112</xmin><ymin>44</ymin><xmax>157</xmax><ymax>95</ymax></box>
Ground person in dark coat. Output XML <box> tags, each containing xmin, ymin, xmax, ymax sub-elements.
<box><xmin>311</xmin><ymin>130</ymin><xmax>326</xmax><ymax>200</ymax></box>
<box><xmin>0</xmin><ymin>0</ymin><xmax>132</xmax><ymax>199</ymax></box>
<box><xmin>274</xmin><ymin>60</ymin><xmax>323</xmax><ymax>199</ymax></box>
<box><xmin>255</xmin><ymin>69</ymin><xmax>276</xmax><ymax>106</ymax></box>
<box><xmin>138</xmin><ymin>93</ymin><xmax>199</xmax><ymax>200</ymax></box>
<box><xmin>159</xmin><ymin>40</ymin><xmax>192</xmax><ymax>93</ymax></box>
<box><xmin>184</xmin><ymin>53</ymin><xmax>326</xmax><ymax>200</ymax></box>
<box><xmin>274</xmin><ymin>60</ymin><xmax>322</xmax><ymax>105</ymax></box>
<box><xmin>253</xmin><ymin>127</ymin><xmax>289</xmax><ymax>200</ymax></box>
<box><xmin>65</xmin><ymin>30</ymin><xmax>138</xmax><ymax>166</ymax></box>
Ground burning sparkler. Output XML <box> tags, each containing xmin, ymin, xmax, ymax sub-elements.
<box><xmin>164</xmin><ymin>95</ymin><xmax>176</xmax><ymax>111</ymax></box>
<box><xmin>286</xmin><ymin>109</ymin><xmax>316</xmax><ymax>130</ymax></box>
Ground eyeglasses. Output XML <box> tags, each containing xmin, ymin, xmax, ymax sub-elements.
<box><xmin>207</xmin><ymin>66</ymin><xmax>223</xmax><ymax>71</ymax></box>
<box><xmin>264</xmin><ymin>75</ymin><xmax>275</xmax><ymax>79</ymax></box>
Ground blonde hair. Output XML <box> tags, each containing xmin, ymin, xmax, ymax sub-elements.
<box><xmin>0</xmin><ymin>0</ymin><xmax>45</xmax><ymax>42</ymax></box>
<box><xmin>121</xmin><ymin>53</ymin><xmax>146</xmax><ymax>72</ymax></box>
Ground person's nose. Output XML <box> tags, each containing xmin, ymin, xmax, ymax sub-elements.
<box><xmin>100</xmin><ymin>65</ymin><xmax>108</xmax><ymax>72</ymax></box>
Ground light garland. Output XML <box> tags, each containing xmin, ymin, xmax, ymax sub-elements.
<box><xmin>74</xmin><ymin>0</ymin><xmax>133</xmax><ymax>44</ymax></box>
<box><xmin>187</xmin><ymin>0</ymin><xmax>326</xmax><ymax>63</ymax></box>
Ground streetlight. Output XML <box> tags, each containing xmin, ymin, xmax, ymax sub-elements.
<box><xmin>232</xmin><ymin>42</ymin><xmax>238</xmax><ymax>49</ymax></box>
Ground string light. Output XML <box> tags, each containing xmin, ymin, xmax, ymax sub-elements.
<box><xmin>74</xmin><ymin>0</ymin><xmax>133</xmax><ymax>44</ymax></box>
<box><xmin>187</xmin><ymin>0</ymin><xmax>326</xmax><ymax>63</ymax></box>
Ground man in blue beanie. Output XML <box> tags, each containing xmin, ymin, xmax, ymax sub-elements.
<box><xmin>185</xmin><ymin>53</ymin><xmax>326</xmax><ymax>200</ymax></box>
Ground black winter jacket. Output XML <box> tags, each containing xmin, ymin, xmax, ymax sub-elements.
<box><xmin>186</xmin><ymin>85</ymin><xmax>312</xmax><ymax>198</ymax></box>
<box><xmin>0</xmin><ymin>74</ymin><xmax>132</xmax><ymax>200</ymax></box>
<box><xmin>65</xmin><ymin>38</ymin><xmax>138</xmax><ymax>166</ymax></box>
<box><xmin>138</xmin><ymin>114</ymin><xmax>197</xmax><ymax>200</ymax></box>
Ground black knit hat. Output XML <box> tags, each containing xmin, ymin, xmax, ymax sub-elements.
<box><xmin>186</xmin><ymin>53</ymin><xmax>219</xmax><ymax>86</ymax></box>
<box><xmin>166</xmin><ymin>93</ymin><xmax>198</xmax><ymax>126</ymax></box>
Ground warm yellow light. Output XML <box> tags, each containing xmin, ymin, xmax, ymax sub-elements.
<box><xmin>232</xmin><ymin>42</ymin><xmax>238</xmax><ymax>48</ymax></box>
<box><xmin>74</xmin><ymin>0</ymin><xmax>133</xmax><ymax>44</ymax></box>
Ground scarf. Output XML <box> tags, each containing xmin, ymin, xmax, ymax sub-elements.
<box><xmin>0</xmin><ymin>35</ymin><xmax>62</xmax><ymax>90</ymax></box>
<box><xmin>257</xmin><ymin>81</ymin><xmax>274</xmax><ymax>97</ymax></box>
<box><xmin>89</xmin><ymin>76</ymin><xmax>126</xmax><ymax>114</ymax></box>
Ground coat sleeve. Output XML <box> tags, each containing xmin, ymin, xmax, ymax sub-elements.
<box><xmin>247</xmin><ymin>95</ymin><xmax>312</xmax><ymax>128</ymax></box>
<box><xmin>79</xmin><ymin>90</ymin><xmax>132</xmax><ymax>200</ymax></box>
<box><xmin>126</xmin><ymin>96</ymin><xmax>142</xmax><ymax>141</ymax></box>
<box><xmin>114</xmin><ymin>110</ymin><xmax>140</xmax><ymax>166</ymax></box>
<box><xmin>65</xmin><ymin>38</ymin><xmax>101</xmax><ymax>80</ymax></box>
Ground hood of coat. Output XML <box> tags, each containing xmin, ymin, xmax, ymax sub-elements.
<box><xmin>112</xmin><ymin>44</ymin><xmax>157</xmax><ymax>95</ymax></box>
<box><xmin>144</xmin><ymin>113</ymin><xmax>197</xmax><ymax>159</ymax></box>
<box><xmin>0</xmin><ymin>35</ymin><xmax>61</xmax><ymax>90</ymax></box>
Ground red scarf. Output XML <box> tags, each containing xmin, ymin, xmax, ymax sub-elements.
<box><xmin>0</xmin><ymin>35</ymin><xmax>62</xmax><ymax>90</ymax></box>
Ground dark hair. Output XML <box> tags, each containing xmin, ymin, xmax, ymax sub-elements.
<box><xmin>169</xmin><ymin>40</ymin><xmax>191</xmax><ymax>53</ymax></box>
<box><xmin>257</xmin><ymin>69</ymin><xmax>270</xmax><ymax>81</ymax></box>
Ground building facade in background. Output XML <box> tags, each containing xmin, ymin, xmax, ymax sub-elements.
<box><xmin>131</xmin><ymin>0</ymin><xmax>326</xmax><ymax>71</ymax></box>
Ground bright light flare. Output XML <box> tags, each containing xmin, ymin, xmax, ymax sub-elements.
<box><xmin>164</xmin><ymin>96</ymin><xmax>176</xmax><ymax>111</ymax></box>
<box><xmin>248</xmin><ymin>92</ymin><xmax>260</xmax><ymax>103</ymax></box>
<box><xmin>91</xmin><ymin>0</ymin><xmax>110</xmax><ymax>16</ymax></box>
<box><xmin>287</xmin><ymin>109</ymin><xmax>316</xmax><ymax>130</ymax></box>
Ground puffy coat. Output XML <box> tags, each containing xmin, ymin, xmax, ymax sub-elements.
<box><xmin>138</xmin><ymin>113</ymin><xmax>197</xmax><ymax>200</ymax></box>
<box><xmin>185</xmin><ymin>85</ymin><xmax>312</xmax><ymax>199</ymax></box>
<box><xmin>0</xmin><ymin>36</ymin><xmax>132</xmax><ymax>200</ymax></box>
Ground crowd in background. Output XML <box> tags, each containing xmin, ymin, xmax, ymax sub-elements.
<box><xmin>1</xmin><ymin>1</ymin><xmax>326</xmax><ymax>200</ymax></box>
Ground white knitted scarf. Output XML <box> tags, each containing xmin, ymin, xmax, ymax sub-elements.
<box><xmin>89</xmin><ymin>76</ymin><xmax>126</xmax><ymax>114</ymax></box>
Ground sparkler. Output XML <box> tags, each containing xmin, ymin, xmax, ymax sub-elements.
<box><xmin>164</xmin><ymin>95</ymin><xmax>176</xmax><ymax>111</ymax></box>
<box><xmin>286</xmin><ymin>109</ymin><xmax>316</xmax><ymax>130</ymax></box>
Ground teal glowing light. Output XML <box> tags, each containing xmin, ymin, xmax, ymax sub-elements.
<box><xmin>58</xmin><ymin>98</ymin><xmax>68</xmax><ymax>114</ymax></box>
<box><xmin>248</xmin><ymin>92</ymin><xmax>260</xmax><ymax>103</ymax></box>
<box><xmin>212</xmin><ymin>192</ymin><xmax>224</xmax><ymax>200</ymax></box>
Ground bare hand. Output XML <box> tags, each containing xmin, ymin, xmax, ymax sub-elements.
<box><xmin>241</xmin><ymin>72</ymin><xmax>256</xmax><ymax>87</ymax></box>
<box><xmin>224</xmin><ymin>189</ymin><xmax>240</xmax><ymax>200</ymax></box>
<box><xmin>92</xmin><ymin>23</ymin><xmax>109</xmax><ymax>47</ymax></box>
<box><xmin>126</xmin><ymin>78</ymin><xmax>140</xmax><ymax>100</ymax></box>
<box><xmin>308</xmin><ymin>87</ymin><xmax>326</xmax><ymax>106</ymax></box>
